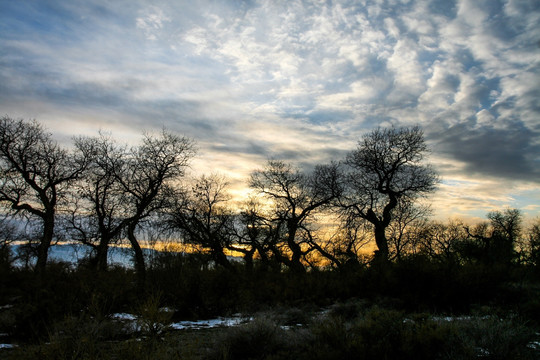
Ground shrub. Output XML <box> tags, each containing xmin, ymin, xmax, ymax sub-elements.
<box><xmin>309</xmin><ymin>316</ymin><xmax>356</xmax><ymax>359</ymax></box>
<box><xmin>441</xmin><ymin>316</ymin><xmax>537</xmax><ymax>360</ymax></box>
<box><xmin>207</xmin><ymin>317</ymin><xmax>287</xmax><ymax>360</ymax></box>
<box><xmin>325</xmin><ymin>298</ymin><xmax>369</xmax><ymax>320</ymax></box>
<box><xmin>135</xmin><ymin>291</ymin><xmax>174</xmax><ymax>338</ymax></box>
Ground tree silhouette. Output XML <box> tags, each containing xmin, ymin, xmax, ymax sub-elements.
<box><xmin>464</xmin><ymin>208</ymin><xmax>522</xmax><ymax>265</ymax></box>
<box><xmin>165</xmin><ymin>174</ymin><xmax>235</xmax><ymax>270</ymax></box>
<box><xmin>416</xmin><ymin>219</ymin><xmax>466</xmax><ymax>262</ymax></box>
<box><xmin>340</xmin><ymin>126</ymin><xmax>438</xmax><ymax>263</ymax></box>
<box><xmin>250</xmin><ymin>160</ymin><xmax>342</xmax><ymax>272</ymax></box>
<box><xmin>0</xmin><ymin>116</ymin><xmax>89</xmax><ymax>274</ymax></box>
<box><xmin>387</xmin><ymin>200</ymin><xmax>431</xmax><ymax>261</ymax></box>
<box><xmin>117</xmin><ymin>130</ymin><xmax>195</xmax><ymax>284</ymax></box>
<box><xmin>69</xmin><ymin>133</ymin><xmax>129</xmax><ymax>271</ymax></box>
<box><xmin>229</xmin><ymin>196</ymin><xmax>271</xmax><ymax>270</ymax></box>
<box><xmin>527</xmin><ymin>218</ymin><xmax>540</xmax><ymax>267</ymax></box>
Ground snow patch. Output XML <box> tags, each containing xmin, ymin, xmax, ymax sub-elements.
<box><xmin>110</xmin><ymin>312</ymin><xmax>251</xmax><ymax>332</ymax></box>
<box><xmin>170</xmin><ymin>316</ymin><xmax>250</xmax><ymax>330</ymax></box>
<box><xmin>110</xmin><ymin>313</ymin><xmax>138</xmax><ymax>321</ymax></box>
<box><xmin>431</xmin><ymin>315</ymin><xmax>491</xmax><ymax>322</ymax></box>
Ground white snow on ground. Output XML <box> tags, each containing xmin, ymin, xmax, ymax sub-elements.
<box><xmin>110</xmin><ymin>313</ymin><xmax>138</xmax><ymax>321</ymax></box>
<box><xmin>109</xmin><ymin>313</ymin><xmax>142</xmax><ymax>332</ymax></box>
<box><xmin>431</xmin><ymin>315</ymin><xmax>491</xmax><ymax>322</ymax></box>
<box><xmin>476</xmin><ymin>347</ymin><xmax>490</xmax><ymax>357</ymax></box>
<box><xmin>109</xmin><ymin>312</ymin><xmax>250</xmax><ymax>332</ymax></box>
<box><xmin>170</xmin><ymin>316</ymin><xmax>249</xmax><ymax>330</ymax></box>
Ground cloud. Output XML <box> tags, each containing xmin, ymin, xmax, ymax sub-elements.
<box><xmin>1</xmin><ymin>0</ymin><xmax>539</xmax><ymax>219</ymax></box>
<box><xmin>436</xmin><ymin>121</ymin><xmax>540</xmax><ymax>182</ymax></box>
<box><xmin>136</xmin><ymin>6</ymin><xmax>171</xmax><ymax>40</ymax></box>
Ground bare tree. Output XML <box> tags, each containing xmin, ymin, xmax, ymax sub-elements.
<box><xmin>116</xmin><ymin>130</ymin><xmax>195</xmax><ymax>283</ymax></box>
<box><xmin>0</xmin><ymin>216</ymin><xmax>23</xmax><ymax>269</ymax></box>
<box><xmin>488</xmin><ymin>209</ymin><xmax>522</xmax><ymax>247</ymax></box>
<box><xmin>387</xmin><ymin>200</ymin><xmax>431</xmax><ymax>261</ymax></box>
<box><xmin>224</xmin><ymin>195</ymin><xmax>294</xmax><ymax>271</ymax></box>
<box><xmin>65</xmin><ymin>129</ymin><xmax>193</xmax><ymax>278</ymax></box>
<box><xmin>0</xmin><ymin>116</ymin><xmax>89</xmax><ymax>274</ymax></box>
<box><xmin>69</xmin><ymin>133</ymin><xmax>129</xmax><ymax>271</ymax></box>
<box><xmin>325</xmin><ymin>216</ymin><xmax>373</xmax><ymax>269</ymax></box>
<box><xmin>416</xmin><ymin>219</ymin><xmax>467</xmax><ymax>262</ymax></box>
<box><xmin>464</xmin><ymin>208</ymin><xmax>522</xmax><ymax>265</ymax></box>
<box><xmin>228</xmin><ymin>196</ymin><xmax>268</xmax><ymax>270</ymax></box>
<box><xmin>340</xmin><ymin>126</ymin><xmax>438</xmax><ymax>263</ymax></box>
<box><xmin>249</xmin><ymin>160</ymin><xmax>342</xmax><ymax>272</ymax></box>
<box><xmin>165</xmin><ymin>174</ymin><xmax>235</xmax><ymax>270</ymax></box>
<box><xmin>525</xmin><ymin>218</ymin><xmax>540</xmax><ymax>267</ymax></box>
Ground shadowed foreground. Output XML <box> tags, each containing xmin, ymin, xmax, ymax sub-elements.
<box><xmin>1</xmin><ymin>251</ymin><xmax>540</xmax><ymax>359</ymax></box>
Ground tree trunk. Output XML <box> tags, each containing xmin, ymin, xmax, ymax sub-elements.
<box><xmin>36</xmin><ymin>215</ymin><xmax>54</xmax><ymax>275</ymax></box>
<box><xmin>286</xmin><ymin>221</ymin><xmax>305</xmax><ymax>272</ymax></box>
<box><xmin>211</xmin><ymin>243</ymin><xmax>234</xmax><ymax>270</ymax></box>
<box><xmin>95</xmin><ymin>237</ymin><xmax>110</xmax><ymax>272</ymax></box>
<box><xmin>243</xmin><ymin>247</ymin><xmax>257</xmax><ymax>272</ymax></box>
<box><xmin>127</xmin><ymin>222</ymin><xmax>146</xmax><ymax>289</ymax></box>
<box><xmin>254</xmin><ymin>245</ymin><xmax>271</xmax><ymax>271</ymax></box>
<box><xmin>373</xmin><ymin>224</ymin><xmax>389</xmax><ymax>263</ymax></box>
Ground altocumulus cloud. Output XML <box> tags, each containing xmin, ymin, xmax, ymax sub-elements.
<box><xmin>0</xmin><ymin>0</ymin><xmax>539</xmax><ymax>218</ymax></box>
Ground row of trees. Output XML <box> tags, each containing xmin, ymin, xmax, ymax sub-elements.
<box><xmin>1</xmin><ymin>116</ymin><xmax>538</xmax><ymax>281</ymax></box>
<box><xmin>0</xmin><ymin>117</ymin><xmax>195</xmax><ymax>282</ymax></box>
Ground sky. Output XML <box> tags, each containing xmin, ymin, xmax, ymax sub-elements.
<box><xmin>1</xmin><ymin>0</ymin><xmax>539</xmax><ymax>222</ymax></box>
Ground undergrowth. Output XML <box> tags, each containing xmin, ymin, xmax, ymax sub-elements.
<box><xmin>1</xmin><ymin>252</ymin><xmax>540</xmax><ymax>359</ymax></box>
